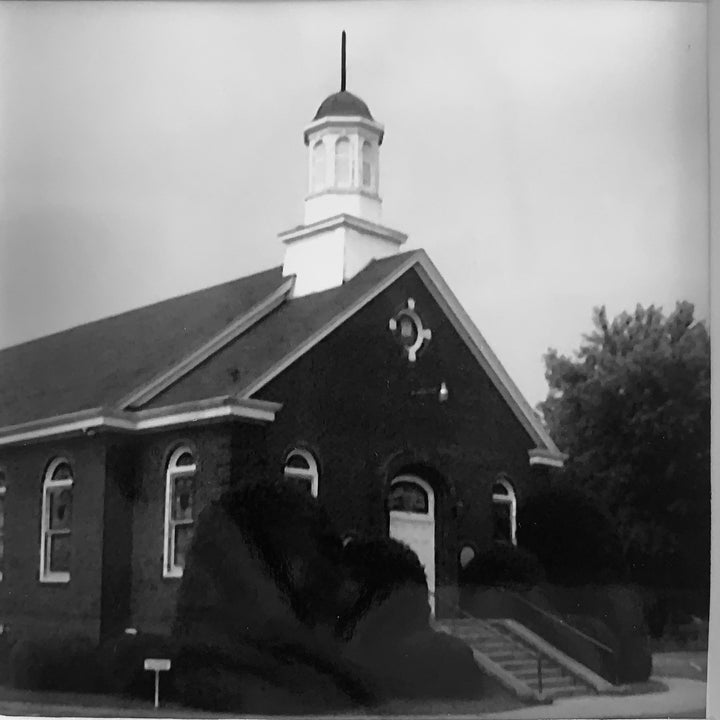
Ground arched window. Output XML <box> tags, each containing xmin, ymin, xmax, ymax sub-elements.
<box><xmin>311</xmin><ymin>140</ymin><xmax>326</xmax><ymax>192</ymax></box>
<box><xmin>361</xmin><ymin>141</ymin><xmax>374</xmax><ymax>188</ymax></box>
<box><xmin>492</xmin><ymin>477</ymin><xmax>517</xmax><ymax>546</ymax></box>
<box><xmin>0</xmin><ymin>470</ymin><xmax>6</xmax><ymax>582</ymax></box>
<box><xmin>283</xmin><ymin>448</ymin><xmax>319</xmax><ymax>498</ymax></box>
<box><xmin>334</xmin><ymin>137</ymin><xmax>352</xmax><ymax>187</ymax></box>
<box><xmin>40</xmin><ymin>458</ymin><xmax>73</xmax><ymax>583</ymax></box>
<box><xmin>163</xmin><ymin>447</ymin><xmax>196</xmax><ymax>578</ymax></box>
<box><xmin>388</xmin><ymin>480</ymin><xmax>431</xmax><ymax>515</ymax></box>
<box><xmin>459</xmin><ymin>545</ymin><xmax>476</xmax><ymax>569</ymax></box>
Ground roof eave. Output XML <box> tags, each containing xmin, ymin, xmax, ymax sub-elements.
<box><xmin>0</xmin><ymin>396</ymin><xmax>281</xmax><ymax>448</ymax></box>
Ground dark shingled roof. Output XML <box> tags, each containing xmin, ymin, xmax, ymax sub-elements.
<box><xmin>0</xmin><ymin>253</ymin><xmax>418</xmax><ymax>428</ymax></box>
<box><xmin>314</xmin><ymin>91</ymin><xmax>373</xmax><ymax>120</ymax></box>
<box><xmin>144</xmin><ymin>252</ymin><xmax>418</xmax><ymax>409</ymax></box>
<box><xmin>0</xmin><ymin>266</ymin><xmax>285</xmax><ymax>428</ymax></box>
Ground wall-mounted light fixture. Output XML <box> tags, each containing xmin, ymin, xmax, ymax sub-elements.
<box><xmin>410</xmin><ymin>381</ymin><xmax>449</xmax><ymax>403</ymax></box>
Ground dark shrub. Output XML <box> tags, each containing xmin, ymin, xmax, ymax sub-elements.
<box><xmin>544</xmin><ymin>583</ymin><xmax>651</xmax><ymax>684</ymax></box>
<box><xmin>347</xmin><ymin>628</ymin><xmax>485</xmax><ymax>702</ymax></box>
<box><xmin>339</xmin><ymin>537</ymin><xmax>430</xmax><ymax>644</ymax></box>
<box><xmin>172</xmin><ymin>473</ymin><xmax>372</xmax><ymax>714</ymax></box>
<box><xmin>460</xmin><ymin>543</ymin><xmax>545</xmax><ymax>590</ymax></box>
<box><xmin>99</xmin><ymin>632</ymin><xmax>177</xmax><ymax>699</ymax></box>
<box><xmin>517</xmin><ymin>485</ymin><xmax>625</xmax><ymax>586</ymax></box>
<box><xmin>10</xmin><ymin>637</ymin><xmax>101</xmax><ymax>692</ymax></box>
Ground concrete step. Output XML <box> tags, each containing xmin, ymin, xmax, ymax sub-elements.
<box><xmin>452</xmin><ymin>629</ymin><xmax>503</xmax><ymax>642</ymax></box>
<box><xmin>512</xmin><ymin>665</ymin><xmax>564</xmax><ymax>679</ymax></box>
<box><xmin>484</xmin><ymin>649</ymin><xmax>539</xmax><ymax>663</ymax></box>
<box><xmin>527</xmin><ymin>676</ymin><xmax>585</xmax><ymax>691</ymax></box>
<box><xmin>474</xmin><ymin>639</ymin><xmax>519</xmax><ymax>651</ymax></box>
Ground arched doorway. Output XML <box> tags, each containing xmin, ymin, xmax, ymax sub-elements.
<box><xmin>388</xmin><ymin>475</ymin><xmax>435</xmax><ymax>614</ymax></box>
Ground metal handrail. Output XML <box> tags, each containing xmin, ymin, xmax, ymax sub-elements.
<box><xmin>431</xmin><ymin>589</ymin><xmax>554</xmax><ymax>697</ymax></box>
<box><xmin>506</xmin><ymin>590</ymin><xmax>615</xmax><ymax>656</ymax></box>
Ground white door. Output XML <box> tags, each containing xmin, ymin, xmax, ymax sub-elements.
<box><xmin>388</xmin><ymin>475</ymin><xmax>436</xmax><ymax>614</ymax></box>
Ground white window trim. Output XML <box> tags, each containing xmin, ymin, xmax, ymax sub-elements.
<box><xmin>163</xmin><ymin>447</ymin><xmax>197</xmax><ymax>579</ymax></box>
<box><xmin>39</xmin><ymin>457</ymin><xmax>72</xmax><ymax>584</ymax></box>
<box><xmin>492</xmin><ymin>477</ymin><xmax>517</xmax><ymax>546</ymax></box>
<box><xmin>0</xmin><ymin>480</ymin><xmax>6</xmax><ymax>582</ymax></box>
<box><xmin>283</xmin><ymin>448</ymin><xmax>319</xmax><ymax>498</ymax></box>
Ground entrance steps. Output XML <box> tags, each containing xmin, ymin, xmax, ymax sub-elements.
<box><xmin>435</xmin><ymin>617</ymin><xmax>611</xmax><ymax>703</ymax></box>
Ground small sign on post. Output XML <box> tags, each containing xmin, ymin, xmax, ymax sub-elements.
<box><xmin>144</xmin><ymin>658</ymin><xmax>171</xmax><ymax>709</ymax></box>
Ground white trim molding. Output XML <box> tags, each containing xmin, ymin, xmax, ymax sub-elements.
<box><xmin>283</xmin><ymin>448</ymin><xmax>319</xmax><ymax>498</ymax></box>
<box><xmin>492</xmin><ymin>477</ymin><xmax>518</xmax><ymax>546</ymax></box>
<box><xmin>411</xmin><ymin>254</ymin><xmax>561</xmax><ymax>454</ymax></box>
<box><xmin>303</xmin><ymin>115</ymin><xmax>385</xmax><ymax>146</ymax></box>
<box><xmin>119</xmin><ymin>276</ymin><xmax>295</xmax><ymax>410</ymax></box>
<box><xmin>238</xmin><ymin>252</ymin><xmax>422</xmax><ymax>398</ymax></box>
<box><xmin>278</xmin><ymin>213</ymin><xmax>407</xmax><ymax>247</ymax></box>
<box><xmin>0</xmin><ymin>397</ymin><xmax>282</xmax><ymax>448</ymax></box>
<box><xmin>528</xmin><ymin>448</ymin><xmax>567</xmax><ymax>467</ymax></box>
<box><xmin>163</xmin><ymin>446</ymin><xmax>197</xmax><ymax>579</ymax></box>
<box><xmin>244</xmin><ymin>249</ymin><xmax>562</xmax><ymax>458</ymax></box>
<box><xmin>39</xmin><ymin>457</ymin><xmax>73</xmax><ymax>584</ymax></box>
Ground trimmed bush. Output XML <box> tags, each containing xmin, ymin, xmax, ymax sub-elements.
<box><xmin>338</xmin><ymin>537</ymin><xmax>430</xmax><ymax>644</ymax></box>
<box><xmin>99</xmin><ymin>632</ymin><xmax>177</xmax><ymax>699</ymax></box>
<box><xmin>460</xmin><ymin>543</ymin><xmax>545</xmax><ymax>591</ymax></box>
<box><xmin>172</xmin><ymin>473</ymin><xmax>372</xmax><ymax>714</ymax></box>
<box><xmin>347</xmin><ymin>628</ymin><xmax>485</xmax><ymax>702</ymax></box>
<box><xmin>10</xmin><ymin>637</ymin><xmax>101</xmax><ymax>692</ymax></box>
<box><xmin>517</xmin><ymin>485</ymin><xmax>625</xmax><ymax>586</ymax></box>
<box><xmin>543</xmin><ymin>583</ymin><xmax>652</xmax><ymax>683</ymax></box>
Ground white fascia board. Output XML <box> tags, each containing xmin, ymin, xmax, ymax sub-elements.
<box><xmin>0</xmin><ymin>398</ymin><xmax>280</xmax><ymax>447</ymax></box>
<box><xmin>242</xmin><ymin>248</ymin><xmax>561</xmax><ymax>456</ymax></box>
<box><xmin>279</xmin><ymin>214</ymin><xmax>407</xmax><ymax>246</ymax></box>
<box><xmin>118</xmin><ymin>277</ymin><xmax>295</xmax><ymax>411</ymax></box>
<box><xmin>303</xmin><ymin>116</ymin><xmax>385</xmax><ymax>145</ymax></box>
<box><xmin>411</xmin><ymin>252</ymin><xmax>562</xmax><ymax>455</ymax></box>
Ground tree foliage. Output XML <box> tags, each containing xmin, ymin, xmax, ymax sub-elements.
<box><xmin>539</xmin><ymin>301</ymin><xmax>710</xmax><ymax>601</ymax></box>
<box><xmin>517</xmin><ymin>485</ymin><xmax>623</xmax><ymax>586</ymax></box>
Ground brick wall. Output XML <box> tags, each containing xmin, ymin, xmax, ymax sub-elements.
<box><xmin>128</xmin><ymin>422</ymin><xmax>267</xmax><ymax>635</ymax></box>
<box><xmin>0</xmin><ymin>435</ymin><xmax>108</xmax><ymax>642</ymax></box>
<box><xmin>259</xmin><ymin>268</ymin><xmax>539</xmax><ymax>597</ymax></box>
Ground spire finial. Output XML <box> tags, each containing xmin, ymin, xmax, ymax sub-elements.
<box><xmin>341</xmin><ymin>30</ymin><xmax>346</xmax><ymax>92</ymax></box>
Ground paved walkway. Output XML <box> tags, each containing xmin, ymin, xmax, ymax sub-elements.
<box><xmin>482</xmin><ymin>676</ymin><xmax>707</xmax><ymax>719</ymax></box>
<box><xmin>0</xmin><ymin>675</ymin><xmax>706</xmax><ymax>719</ymax></box>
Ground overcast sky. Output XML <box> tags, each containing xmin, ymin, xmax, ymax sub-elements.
<box><xmin>0</xmin><ymin>0</ymin><xmax>708</xmax><ymax>406</ymax></box>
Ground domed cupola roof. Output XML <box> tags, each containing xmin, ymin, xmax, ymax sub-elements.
<box><xmin>314</xmin><ymin>90</ymin><xmax>373</xmax><ymax>120</ymax></box>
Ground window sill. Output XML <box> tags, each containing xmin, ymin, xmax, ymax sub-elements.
<box><xmin>39</xmin><ymin>572</ymin><xmax>70</xmax><ymax>584</ymax></box>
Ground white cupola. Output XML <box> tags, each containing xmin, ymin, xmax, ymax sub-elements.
<box><xmin>281</xmin><ymin>32</ymin><xmax>407</xmax><ymax>297</ymax></box>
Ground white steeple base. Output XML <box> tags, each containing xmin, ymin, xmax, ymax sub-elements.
<box><xmin>280</xmin><ymin>214</ymin><xmax>407</xmax><ymax>297</ymax></box>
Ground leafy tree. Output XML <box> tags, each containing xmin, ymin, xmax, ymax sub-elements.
<box><xmin>539</xmin><ymin>302</ymin><xmax>710</xmax><ymax>612</ymax></box>
<box><xmin>516</xmin><ymin>485</ymin><xmax>624</xmax><ymax>586</ymax></box>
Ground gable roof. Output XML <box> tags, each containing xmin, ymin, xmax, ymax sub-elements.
<box><xmin>0</xmin><ymin>250</ymin><xmax>563</xmax><ymax>461</ymax></box>
<box><xmin>0</xmin><ymin>265</ymin><xmax>286</xmax><ymax>428</ymax></box>
<box><xmin>140</xmin><ymin>250</ymin><xmax>563</xmax><ymax>458</ymax></box>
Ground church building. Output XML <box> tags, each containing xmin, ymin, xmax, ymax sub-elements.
<box><xmin>0</xmin><ymin>39</ymin><xmax>564</xmax><ymax>642</ymax></box>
